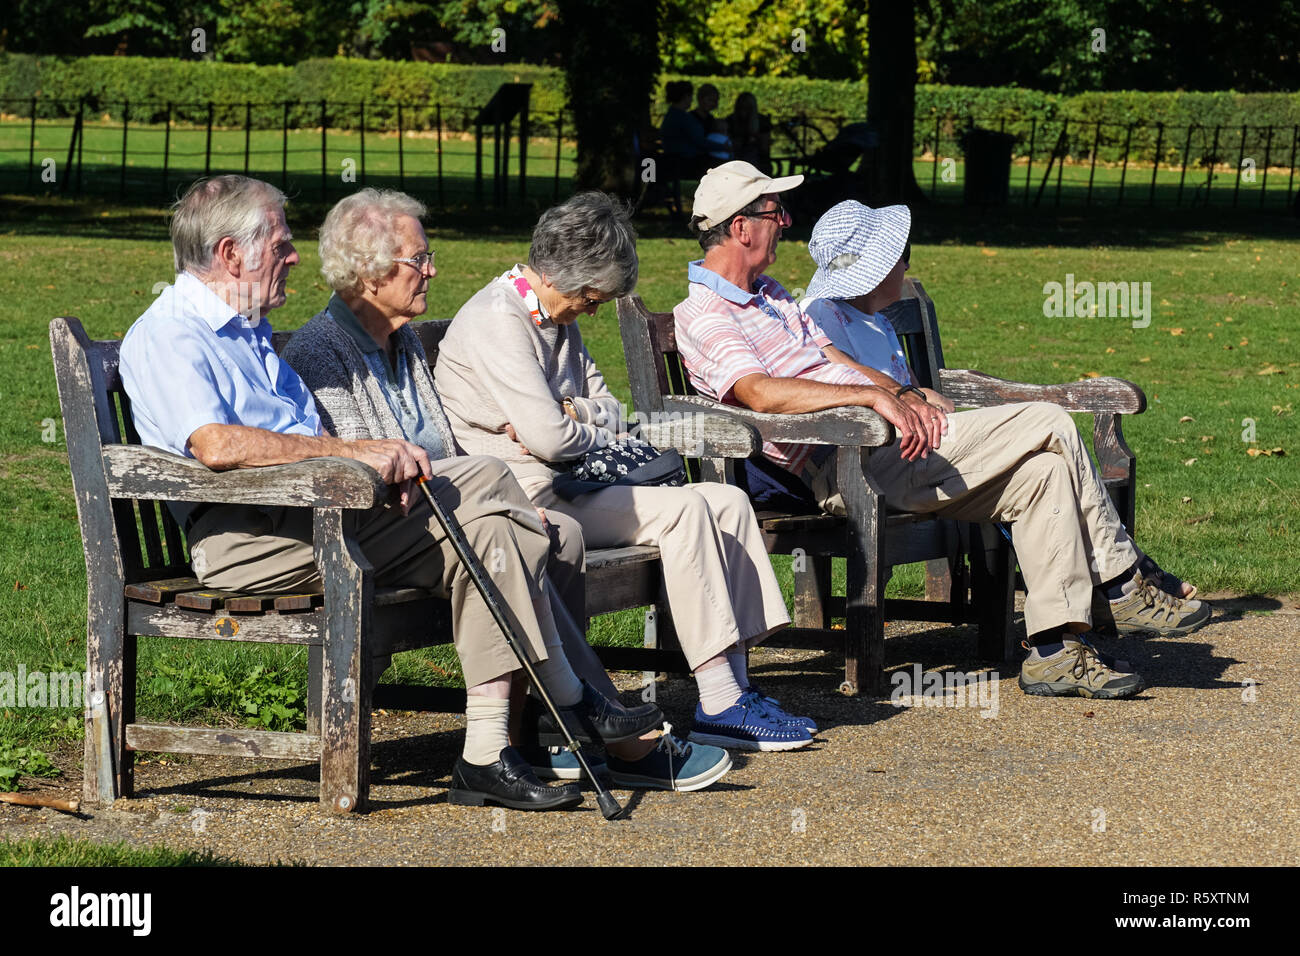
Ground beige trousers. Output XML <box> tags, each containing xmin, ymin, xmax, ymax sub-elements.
<box><xmin>807</xmin><ymin>402</ymin><xmax>1140</xmax><ymax>636</ymax></box>
<box><xmin>188</xmin><ymin>455</ymin><xmax>561</xmax><ymax>688</ymax></box>
<box><xmin>520</xmin><ymin>477</ymin><xmax>792</xmax><ymax>671</ymax></box>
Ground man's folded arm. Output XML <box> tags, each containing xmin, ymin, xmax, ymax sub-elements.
<box><xmin>731</xmin><ymin>372</ymin><xmax>885</xmax><ymax>415</ymax></box>
<box><xmin>186</xmin><ymin>423</ymin><xmax>431</xmax><ymax>485</ymax></box>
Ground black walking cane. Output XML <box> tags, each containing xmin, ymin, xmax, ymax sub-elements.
<box><xmin>416</xmin><ymin>476</ymin><xmax>625</xmax><ymax>820</ymax></box>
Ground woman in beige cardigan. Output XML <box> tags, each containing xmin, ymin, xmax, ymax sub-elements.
<box><xmin>435</xmin><ymin>191</ymin><xmax>813</xmax><ymax>754</ymax></box>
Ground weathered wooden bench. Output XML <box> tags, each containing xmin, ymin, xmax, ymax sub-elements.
<box><xmin>617</xmin><ymin>276</ymin><xmax>1145</xmax><ymax>693</ymax></box>
<box><xmin>51</xmin><ymin>315</ymin><xmax>757</xmax><ymax>813</ymax></box>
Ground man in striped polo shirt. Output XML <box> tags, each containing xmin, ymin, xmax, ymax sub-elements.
<box><xmin>672</xmin><ymin>161</ymin><xmax>1209</xmax><ymax>700</ymax></box>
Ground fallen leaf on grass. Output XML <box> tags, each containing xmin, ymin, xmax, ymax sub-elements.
<box><xmin>980</xmin><ymin>248</ymin><xmax>998</xmax><ymax>256</ymax></box>
<box><xmin>1105</xmin><ymin>347</ymin><xmax>1116</xmax><ymax>354</ymax></box>
<box><xmin>13</xmin><ymin>581</ymin><xmax>27</xmax><ymax>590</ymax></box>
<box><xmin>1258</xmin><ymin>365</ymin><xmax>1284</xmax><ymax>376</ymax></box>
<box><xmin>1181</xmin><ymin>496</ymin><xmax>1192</xmax><ymax>503</ymax></box>
<box><xmin>1246</xmin><ymin>447</ymin><xmax>1286</xmax><ymax>457</ymax></box>
<box><xmin>1179</xmin><ymin>415</ymin><xmax>1195</xmax><ymax>423</ymax></box>
<box><xmin>1170</xmin><ymin>328</ymin><xmax>1184</xmax><ymax>336</ymax></box>
<box><xmin>1183</xmin><ymin>458</ymin><xmax>1197</xmax><ymax>465</ymax></box>
<box><xmin>1139</xmin><ymin>356</ymin><xmax>1151</xmax><ymax>363</ymax></box>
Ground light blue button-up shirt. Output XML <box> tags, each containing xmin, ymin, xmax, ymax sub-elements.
<box><xmin>120</xmin><ymin>271</ymin><xmax>322</xmax><ymax>460</ymax></box>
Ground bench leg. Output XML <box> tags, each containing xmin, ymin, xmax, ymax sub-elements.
<box><xmin>85</xmin><ymin>590</ymin><xmax>131</xmax><ymax>805</ymax></box>
<box><xmin>840</xmin><ymin>449</ymin><xmax>887</xmax><ymax>695</ymax></box>
<box><xmin>314</xmin><ymin>510</ymin><xmax>374</xmax><ymax>814</ymax></box>
<box><xmin>973</xmin><ymin>524</ymin><xmax>1017</xmax><ymax>663</ymax></box>
<box><xmin>793</xmin><ymin>555</ymin><xmax>833</xmax><ymax>629</ymax></box>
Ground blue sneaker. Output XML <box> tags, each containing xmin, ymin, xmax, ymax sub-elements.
<box><xmin>607</xmin><ymin>726</ymin><xmax>731</xmax><ymax>792</ymax></box>
<box><xmin>743</xmin><ymin>685</ymin><xmax>818</xmax><ymax>734</ymax></box>
<box><xmin>521</xmin><ymin>744</ymin><xmax>608</xmax><ymax>781</ymax></box>
<box><xmin>689</xmin><ymin>698</ymin><xmax>814</xmax><ymax>752</ymax></box>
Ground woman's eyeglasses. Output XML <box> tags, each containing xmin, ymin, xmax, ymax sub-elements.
<box><xmin>393</xmin><ymin>251</ymin><xmax>436</xmax><ymax>271</ymax></box>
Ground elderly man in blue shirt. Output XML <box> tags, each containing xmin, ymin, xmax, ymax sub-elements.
<box><xmin>119</xmin><ymin>175</ymin><xmax>660</xmax><ymax>811</ymax></box>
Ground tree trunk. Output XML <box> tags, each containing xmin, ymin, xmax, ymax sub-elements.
<box><xmin>867</xmin><ymin>0</ymin><xmax>927</xmax><ymax>204</ymax></box>
<box><xmin>556</xmin><ymin>0</ymin><xmax>661</xmax><ymax>197</ymax></box>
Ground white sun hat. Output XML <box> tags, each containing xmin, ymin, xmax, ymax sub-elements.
<box><xmin>804</xmin><ymin>201</ymin><xmax>911</xmax><ymax>302</ymax></box>
<box><xmin>690</xmin><ymin>160</ymin><xmax>804</xmax><ymax>230</ymax></box>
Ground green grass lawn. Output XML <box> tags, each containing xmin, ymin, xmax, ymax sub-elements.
<box><xmin>1</xmin><ymin>196</ymin><xmax>1296</xmax><ymax>771</ymax></box>
<box><xmin>0</xmin><ymin>835</ymin><xmax>248</xmax><ymax>866</ymax></box>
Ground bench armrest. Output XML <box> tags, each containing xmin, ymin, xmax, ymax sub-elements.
<box><xmin>101</xmin><ymin>445</ymin><xmax>387</xmax><ymax>509</ymax></box>
<box><xmin>663</xmin><ymin>395</ymin><xmax>894</xmax><ymax>447</ymax></box>
<box><xmin>937</xmin><ymin>369</ymin><xmax>1146</xmax><ymax>415</ymax></box>
<box><xmin>636</xmin><ymin>411</ymin><xmax>759</xmax><ymax>459</ymax></box>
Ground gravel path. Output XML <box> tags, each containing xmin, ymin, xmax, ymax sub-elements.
<box><xmin>4</xmin><ymin>593</ymin><xmax>1297</xmax><ymax>866</ymax></box>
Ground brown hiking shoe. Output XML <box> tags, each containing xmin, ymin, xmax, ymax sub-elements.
<box><xmin>1105</xmin><ymin>570</ymin><xmax>1211</xmax><ymax>637</ymax></box>
<box><xmin>1019</xmin><ymin>639</ymin><xmax>1147</xmax><ymax>699</ymax></box>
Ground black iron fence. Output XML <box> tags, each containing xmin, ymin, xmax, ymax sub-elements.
<box><xmin>920</xmin><ymin>116</ymin><xmax>1300</xmax><ymax>210</ymax></box>
<box><xmin>5</xmin><ymin>95</ymin><xmax>1297</xmax><ymax>214</ymax></box>
<box><xmin>0</xmin><ymin>96</ymin><xmax>575</xmax><ymax>206</ymax></box>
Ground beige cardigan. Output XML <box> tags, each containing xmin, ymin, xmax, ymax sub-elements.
<box><xmin>434</xmin><ymin>275</ymin><xmax>623</xmax><ymax>485</ymax></box>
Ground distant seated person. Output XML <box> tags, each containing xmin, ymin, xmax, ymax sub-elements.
<box><xmin>692</xmin><ymin>83</ymin><xmax>734</xmax><ymax>162</ymax></box>
<box><xmin>726</xmin><ymin>92</ymin><xmax>772</xmax><ymax>172</ymax></box>
<box><xmin>659</xmin><ymin>80</ymin><xmax>711</xmax><ymax>179</ymax></box>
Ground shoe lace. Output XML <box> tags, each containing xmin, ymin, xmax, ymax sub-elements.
<box><xmin>653</xmin><ymin>722</ymin><xmax>686</xmax><ymax>789</ymax></box>
<box><xmin>1139</xmin><ymin>577</ymin><xmax>1186</xmax><ymax>621</ymax></box>
<box><xmin>1069</xmin><ymin>642</ymin><xmax>1111</xmax><ymax>682</ymax></box>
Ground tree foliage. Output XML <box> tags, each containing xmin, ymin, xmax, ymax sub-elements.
<box><xmin>1</xmin><ymin>0</ymin><xmax>1294</xmax><ymax>91</ymax></box>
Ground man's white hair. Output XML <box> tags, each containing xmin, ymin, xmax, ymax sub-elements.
<box><xmin>170</xmin><ymin>175</ymin><xmax>286</xmax><ymax>274</ymax></box>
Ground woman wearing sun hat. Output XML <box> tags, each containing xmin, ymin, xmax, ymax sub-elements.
<box><xmin>799</xmin><ymin>201</ymin><xmax>954</xmax><ymax>414</ymax></box>
<box><xmin>798</xmin><ymin>200</ymin><xmax>1208</xmax><ymax>688</ymax></box>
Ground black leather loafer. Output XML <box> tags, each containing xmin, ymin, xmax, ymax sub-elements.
<box><xmin>448</xmin><ymin>746</ymin><xmax>583</xmax><ymax>811</ymax></box>
<box><xmin>529</xmin><ymin>679</ymin><xmax>664</xmax><ymax>747</ymax></box>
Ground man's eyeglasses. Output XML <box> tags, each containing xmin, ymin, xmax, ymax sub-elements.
<box><xmin>393</xmin><ymin>251</ymin><xmax>436</xmax><ymax>271</ymax></box>
<box><xmin>747</xmin><ymin>202</ymin><xmax>790</xmax><ymax>225</ymax></box>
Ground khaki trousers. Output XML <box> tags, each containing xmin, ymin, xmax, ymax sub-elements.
<box><xmin>520</xmin><ymin>477</ymin><xmax>792</xmax><ymax>671</ymax></box>
<box><xmin>807</xmin><ymin>402</ymin><xmax>1140</xmax><ymax>636</ymax></box>
<box><xmin>188</xmin><ymin>455</ymin><xmax>560</xmax><ymax>689</ymax></box>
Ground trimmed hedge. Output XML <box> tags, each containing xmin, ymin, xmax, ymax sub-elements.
<box><xmin>0</xmin><ymin>54</ymin><xmax>567</xmax><ymax>131</ymax></box>
<box><xmin>2</xmin><ymin>54</ymin><xmax>1297</xmax><ymax>165</ymax></box>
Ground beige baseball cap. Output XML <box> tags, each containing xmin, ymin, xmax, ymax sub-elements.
<box><xmin>690</xmin><ymin>161</ymin><xmax>804</xmax><ymax>230</ymax></box>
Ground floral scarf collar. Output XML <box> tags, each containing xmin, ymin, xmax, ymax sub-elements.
<box><xmin>500</xmin><ymin>265</ymin><xmax>551</xmax><ymax>326</ymax></box>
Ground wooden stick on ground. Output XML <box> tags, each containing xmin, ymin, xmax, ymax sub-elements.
<box><xmin>0</xmin><ymin>791</ymin><xmax>81</xmax><ymax>813</ymax></box>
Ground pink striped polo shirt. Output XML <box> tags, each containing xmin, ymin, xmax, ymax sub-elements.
<box><xmin>674</xmin><ymin>260</ymin><xmax>870</xmax><ymax>473</ymax></box>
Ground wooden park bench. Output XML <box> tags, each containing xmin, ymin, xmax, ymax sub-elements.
<box><xmin>617</xmin><ymin>277</ymin><xmax>1145</xmax><ymax>694</ymax></box>
<box><xmin>50</xmin><ymin>316</ymin><xmax>757</xmax><ymax>814</ymax></box>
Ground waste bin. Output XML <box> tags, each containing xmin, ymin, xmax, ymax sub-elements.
<box><xmin>961</xmin><ymin>127</ymin><xmax>1016</xmax><ymax>206</ymax></box>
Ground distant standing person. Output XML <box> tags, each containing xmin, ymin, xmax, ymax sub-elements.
<box><xmin>693</xmin><ymin>83</ymin><xmax>733</xmax><ymax>161</ymax></box>
<box><xmin>659</xmin><ymin>80</ymin><xmax>710</xmax><ymax>179</ymax></box>
<box><xmin>727</xmin><ymin>92</ymin><xmax>773</xmax><ymax>172</ymax></box>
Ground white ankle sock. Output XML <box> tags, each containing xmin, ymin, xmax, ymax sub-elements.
<box><xmin>532</xmin><ymin>654</ymin><xmax>584</xmax><ymax>707</ymax></box>
<box><xmin>697</xmin><ymin>660</ymin><xmax>743</xmax><ymax>716</ymax></box>
<box><xmin>463</xmin><ymin>696</ymin><xmax>510</xmax><ymax>766</ymax></box>
<box><xmin>726</xmin><ymin>646</ymin><xmax>750</xmax><ymax>688</ymax></box>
